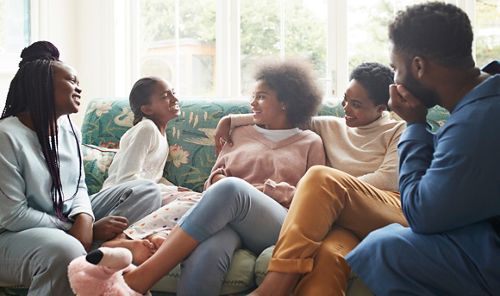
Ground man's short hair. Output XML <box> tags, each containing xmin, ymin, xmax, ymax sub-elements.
<box><xmin>349</xmin><ymin>62</ymin><xmax>394</xmax><ymax>107</ymax></box>
<box><xmin>389</xmin><ymin>2</ymin><xmax>474</xmax><ymax>68</ymax></box>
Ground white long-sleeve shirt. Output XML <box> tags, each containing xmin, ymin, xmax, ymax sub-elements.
<box><xmin>0</xmin><ymin>116</ymin><xmax>93</xmax><ymax>233</ymax></box>
<box><xmin>103</xmin><ymin>118</ymin><xmax>174</xmax><ymax>193</ymax></box>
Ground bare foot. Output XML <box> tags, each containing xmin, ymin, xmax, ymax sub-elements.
<box><xmin>147</xmin><ymin>234</ymin><xmax>168</xmax><ymax>250</ymax></box>
<box><xmin>103</xmin><ymin>238</ymin><xmax>155</xmax><ymax>265</ymax></box>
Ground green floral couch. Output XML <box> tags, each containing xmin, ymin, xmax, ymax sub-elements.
<box><xmin>0</xmin><ymin>98</ymin><xmax>449</xmax><ymax>296</ymax></box>
<box><xmin>81</xmin><ymin>98</ymin><xmax>449</xmax><ymax>195</ymax></box>
<box><xmin>81</xmin><ymin>98</ymin><xmax>347</xmax><ymax>295</ymax></box>
<box><xmin>81</xmin><ymin>98</ymin><xmax>449</xmax><ymax>296</ymax></box>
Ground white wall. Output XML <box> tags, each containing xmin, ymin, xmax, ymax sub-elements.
<box><xmin>72</xmin><ymin>0</ymin><xmax>133</xmax><ymax>125</ymax></box>
<box><xmin>1</xmin><ymin>0</ymin><xmax>124</xmax><ymax>125</ymax></box>
<box><xmin>73</xmin><ymin>0</ymin><xmax>117</xmax><ymax>125</ymax></box>
<box><xmin>32</xmin><ymin>1</ymin><xmax>77</xmax><ymax>64</ymax></box>
<box><xmin>0</xmin><ymin>72</ymin><xmax>13</xmax><ymax>110</ymax></box>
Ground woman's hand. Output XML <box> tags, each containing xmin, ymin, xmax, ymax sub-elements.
<box><xmin>68</xmin><ymin>213</ymin><xmax>94</xmax><ymax>251</ymax></box>
<box><xmin>211</xmin><ymin>173</ymin><xmax>226</xmax><ymax>185</ymax></box>
<box><xmin>263</xmin><ymin>179</ymin><xmax>296</xmax><ymax>209</ymax></box>
<box><xmin>214</xmin><ymin>116</ymin><xmax>233</xmax><ymax>155</ymax></box>
<box><xmin>93</xmin><ymin>216</ymin><xmax>129</xmax><ymax>241</ymax></box>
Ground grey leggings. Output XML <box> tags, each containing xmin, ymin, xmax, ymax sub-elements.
<box><xmin>177</xmin><ymin>177</ymin><xmax>287</xmax><ymax>296</ymax></box>
<box><xmin>0</xmin><ymin>180</ymin><xmax>161</xmax><ymax>296</ymax></box>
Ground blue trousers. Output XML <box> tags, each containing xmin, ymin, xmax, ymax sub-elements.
<box><xmin>177</xmin><ymin>177</ymin><xmax>287</xmax><ymax>296</ymax></box>
<box><xmin>0</xmin><ymin>180</ymin><xmax>161</xmax><ymax>295</ymax></box>
<box><xmin>346</xmin><ymin>223</ymin><xmax>500</xmax><ymax>296</ymax></box>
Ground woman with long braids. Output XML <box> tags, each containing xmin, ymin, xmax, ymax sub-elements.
<box><xmin>0</xmin><ymin>41</ymin><xmax>162</xmax><ymax>295</ymax></box>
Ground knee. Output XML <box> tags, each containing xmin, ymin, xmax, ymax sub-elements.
<box><xmin>36</xmin><ymin>234</ymin><xmax>86</xmax><ymax>273</ymax></box>
<box><xmin>214</xmin><ymin>177</ymin><xmax>248</xmax><ymax>192</ymax></box>
<box><xmin>297</xmin><ymin>167</ymin><xmax>347</xmax><ymax>205</ymax></box>
<box><xmin>303</xmin><ymin>165</ymin><xmax>329</xmax><ymax>181</ymax></box>
<box><xmin>348</xmin><ymin>224</ymin><xmax>406</xmax><ymax>264</ymax></box>
<box><xmin>364</xmin><ymin>224</ymin><xmax>406</xmax><ymax>245</ymax></box>
<box><xmin>130</xmin><ymin>180</ymin><xmax>162</xmax><ymax>205</ymax></box>
<box><xmin>140</xmin><ymin>180</ymin><xmax>162</xmax><ymax>199</ymax></box>
<box><xmin>302</xmin><ymin>166</ymin><xmax>345</xmax><ymax>187</ymax></box>
<box><xmin>205</xmin><ymin>177</ymin><xmax>253</xmax><ymax>203</ymax></box>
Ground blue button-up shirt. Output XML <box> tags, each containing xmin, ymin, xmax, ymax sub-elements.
<box><xmin>399</xmin><ymin>74</ymin><xmax>500</xmax><ymax>233</ymax></box>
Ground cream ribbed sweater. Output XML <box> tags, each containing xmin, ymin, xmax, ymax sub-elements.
<box><xmin>231</xmin><ymin>112</ymin><xmax>405</xmax><ymax>191</ymax></box>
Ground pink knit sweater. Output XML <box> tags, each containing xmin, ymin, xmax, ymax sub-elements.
<box><xmin>204</xmin><ymin>126</ymin><xmax>325</xmax><ymax>208</ymax></box>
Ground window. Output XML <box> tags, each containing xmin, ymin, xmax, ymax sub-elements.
<box><xmin>0</xmin><ymin>0</ymin><xmax>30</xmax><ymax>69</ymax></box>
<box><xmin>133</xmin><ymin>0</ymin><xmax>498</xmax><ymax>100</ymax></box>
<box><xmin>240</xmin><ymin>0</ymin><xmax>327</xmax><ymax>95</ymax></box>
<box><xmin>475</xmin><ymin>0</ymin><xmax>500</xmax><ymax>68</ymax></box>
<box><xmin>0</xmin><ymin>0</ymin><xmax>30</xmax><ymax>108</ymax></box>
<box><xmin>346</xmin><ymin>0</ymin><xmax>500</xmax><ymax>73</ymax></box>
<box><xmin>346</xmin><ymin>0</ymin><xmax>394</xmax><ymax>71</ymax></box>
<box><xmin>138</xmin><ymin>0</ymin><xmax>216</xmax><ymax>97</ymax></box>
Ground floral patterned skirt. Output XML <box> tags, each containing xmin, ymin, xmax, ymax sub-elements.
<box><xmin>124</xmin><ymin>190</ymin><xmax>202</xmax><ymax>240</ymax></box>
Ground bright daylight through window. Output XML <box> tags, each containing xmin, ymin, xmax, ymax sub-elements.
<box><xmin>137</xmin><ymin>0</ymin><xmax>499</xmax><ymax>100</ymax></box>
<box><xmin>0</xmin><ymin>0</ymin><xmax>30</xmax><ymax>107</ymax></box>
<box><xmin>0</xmin><ymin>0</ymin><xmax>498</xmax><ymax>104</ymax></box>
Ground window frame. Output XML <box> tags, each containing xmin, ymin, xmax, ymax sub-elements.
<box><xmin>0</xmin><ymin>0</ymin><xmax>32</xmax><ymax>109</ymax></box>
<box><xmin>99</xmin><ymin>0</ymin><xmax>482</xmax><ymax>100</ymax></box>
<box><xmin>129</xmin><ymin>0</ymin><xmax>346</xmax><ymax>100</ymax></box>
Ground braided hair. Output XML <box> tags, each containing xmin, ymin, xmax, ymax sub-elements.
<box><xmin>1</xmin><ymin>41</ymin><xmax>82</xmax><ymax>221</ymax></box>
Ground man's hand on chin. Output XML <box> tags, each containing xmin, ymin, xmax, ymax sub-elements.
<box><xmin>388</xmin><ymin>84</ymin><xmax>428</xmax><ymax>124</ymax></box>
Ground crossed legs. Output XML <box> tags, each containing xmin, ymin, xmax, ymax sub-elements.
<box><xmin>252</xmin><ymin>166</ymin><xmax>406</xmax><ymax>296</ymax></box>
<box><xmin>124</xmin><ymin>177</ymin><xmax>286</xmax><ymax>294</ymax></box>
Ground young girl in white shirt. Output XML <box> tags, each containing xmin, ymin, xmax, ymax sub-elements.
<box><xmin>102</xmin><ymin>77</ymin><xmax>180</xmax><ymax>196</ymax></box>
<box><xmin>102</xmin><ymin>77</ymin><xmax>201</xmax><ymax>263</ymax></box>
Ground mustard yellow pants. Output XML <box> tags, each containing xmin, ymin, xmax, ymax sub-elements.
<box><xmin>268</xmin><ymin>166</ymin><xmax>407</xmax><ymax>296</ymax></box>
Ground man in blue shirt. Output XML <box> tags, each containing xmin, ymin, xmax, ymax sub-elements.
<box><xmin>346</xmin><ymin>2</ymin><xmax>500</xmax><ymax>295</ymax></box>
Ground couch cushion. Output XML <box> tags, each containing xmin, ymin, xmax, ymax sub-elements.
<box><xmin>82</xmin><ymin>144</ymin><xmax>117</xmax><ymax>195</ymax></box>
<box><xmin>254</xmin><ymin>246</ymin><xmax>274</xmax><ymax>286</ymax></box>
<box><xmin>81</xmin><ymin>99</ymin><xmax>132</xmax><ymax>148</ymax></box>
<box><xmin>162</xmin><ymin>100</ymin><xmax>253</xmax><ymax>192</ymax></box>
<box><xmin>152</xmin><ymin>249</ymin><xmax>256</xmax><ymax>295</ymax></box>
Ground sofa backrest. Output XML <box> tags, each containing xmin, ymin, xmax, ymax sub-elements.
<box><xmin>81</xmin><ymin>98</ymin><xmax>449</xmax><ymax>193</ymax></box>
